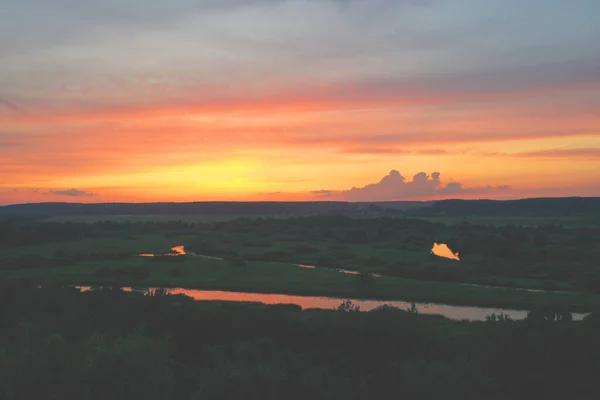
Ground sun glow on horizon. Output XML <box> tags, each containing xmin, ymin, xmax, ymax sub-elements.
<box><xmin>1</xmin><ymin>1</ymin><xmax>599</xmax><ymax>203</ymax></box>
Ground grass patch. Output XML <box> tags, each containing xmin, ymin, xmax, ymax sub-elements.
<box><xmin>2</xmin><ymin>256</ymin><xmax>600</xmax><ymax>312</ymax></box>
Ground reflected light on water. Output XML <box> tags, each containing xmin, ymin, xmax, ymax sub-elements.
<box><xmin>138</xmin><ymin>245</ymin><xmax>187</xmax><ymax>257</ymax></box>
<box><xmin>431</xmin><ymin>243</ymin><xmax>460</xmax><ymax>260</ymax></box>
<box><xmin>75</xmin><ymin>286</ymin><xmax>588</xmax><ymax>321</ymax></box>
<box><xmin>171</xmin><ymin>246</ymin><xmax>186</xmax><ymax>255</ymax></box>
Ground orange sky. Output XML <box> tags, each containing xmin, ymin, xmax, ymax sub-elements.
<box><xmin>1</xmin><ymin>0</ymin><xmax>599</xmax><ymax>204</ymax></box>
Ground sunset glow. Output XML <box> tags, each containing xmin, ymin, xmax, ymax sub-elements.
<box><xmin>1</xmin><ymin>1</ymin><xmax>599</xmax><ymax>204</ymax></box>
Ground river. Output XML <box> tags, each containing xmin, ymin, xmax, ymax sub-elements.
<box><xmin>77</xmin><ymin>286</ymin><xmax>588</xmax><ymax>321</ymax></box>
<box><xmin>131</xmin><ymin>245</ymin><xmax>588</xmax><ymax>321</ymax></box>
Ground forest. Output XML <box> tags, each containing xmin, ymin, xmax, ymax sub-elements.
<box><xmin>1</xmin><ymin>284</ymin><xmax>598</xmax><ymax>400</ymax></box>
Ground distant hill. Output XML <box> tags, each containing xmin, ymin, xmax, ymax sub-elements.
<box><xmin>0</xmin><ymin>201</ymin><xmax>351</xmax><ymax>217</ymax></box>
<box><xmin>1</xmin><ymin>198</ymin><xmax>598</xmax><ymax>218</ymax></box>
<box><xmin>413</xmin><ymin>197</ymin><xmax>600</xmax><ymax>217</ymax></box>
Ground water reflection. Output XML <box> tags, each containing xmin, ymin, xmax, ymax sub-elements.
<box><xmin>431</xmin><ymin>243</ymin><xmax>460</xmax><ymax>260</ymax></box>
<box><xmin>171</xmin><ymin>246</ymin><xmax>186</xmax><ymax>255</ymax></box>
<box><xmin>139</xmin><ymin>247</ymin><xmax>375</xmax><ymax>276</ymax></box>
<box><xmin>76</xmin><ymin>286</ymin><xmax>586</xmax><ymax>321</ymax></box>
<box><xmin>296</xmin><ymin>264</ymin><xmax>382</xmax><ymax>277</ymax></box>
<box><xmin>139</xmin><ymin>245</ymin><xmax>187</xmax><ymax>257</ymax></box>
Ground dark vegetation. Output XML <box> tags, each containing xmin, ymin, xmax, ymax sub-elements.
<box><xmin>1</xmin><ymin>284</ymin><xmax>599</xmax><ymax>400</ymax></box>
<box><xmin>0</xmin><ymin>201</ymin><xmax>353</xmax><ymax>217</ymax></box>
<box><xmin>1</xmin><ymin>206</ymin><xmax>600</xmax><ymax>295</ymax></box>
<box><xmin>2</xmin><ymin>200</ymin><xmax>600</xmax><ymax>398</ymax></box>
<box><xmin>3</xmin><ymin>197</ymin><xmax>600</xmax><ymax>219</ymax></box>
<box><xmin>419</xmin><ymin>197</ymin><xmax>600</xmax><ymax>218</ymax></box>
<box><xmin>91</xmin><ymin>266</ymin><xmax>151</xmax><ymax>280</ymax></box>
<box><xmin>167</xmin><ymin>266</ymin><xmax>186</xmax><ymax>277</ymax></box>
<box><xmin>182</xmin><ymin>216</ymin><xmax>599</xmax><ymax>292</ymax></box>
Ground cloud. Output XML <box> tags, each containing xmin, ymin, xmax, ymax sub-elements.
<box><xmin>482</xmin><ymin>148</ymin><xmax>600</xmax><ymax>159</ymax></box>
<box><xmin>311</xmin><ymin>189</ymin><xmax>334</xmax><ymax>198</ymax></box>
<box><xmin>311</xmin><ymin>170</ymin><xmax>511</xmax><ymax>201</ymax></box>
<box><xmin>1</xmin><ymin>0</ymin><xmax>599</xmax><ymax>201</ymax></box>
<box><xmin>50</xmin><ymin>188</ymin><xmax>95</xmax><ymax>197</ymax></box>
<box><xmin>339</xmin><ymin>147</ymin><xmax>410</xmax><ymax>155</ymax></box>
<box><xmin>515</xmin><ymin>148</ymin><xmax>600</xmax><ymax>158</ymax></box>
<box><xmin>416</xmin><ymin>149</ymin><xmax>448</xmax><ymax>155</ymax></box>
<box><xmin>0</xmin><ymin>96</ymin><xmax>23</xmax><ymax>113</ymax></box>
<box><xmin>343</xmin><ymin>170</ymin><xmax>437</xmax><ymax>200</ymax></box>
<box><xmin>339</xmin><ymin>147</ymin><xmax>450</xmax><ymax>155</ymax></box>
<box><xmin>438</xmin><ymin>181</ymin><xmax>464</xmax><ymax>195</ymax></box>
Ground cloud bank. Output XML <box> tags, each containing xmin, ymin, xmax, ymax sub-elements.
<box><xmin>313</xmin><ymin>170</ymin><xmax>511</xmax><ymax>201</ymax></box>
<box><xmin>50</xmin><ymin>189</ymin><xmax>96</xmax><ymax>197</ymax></box>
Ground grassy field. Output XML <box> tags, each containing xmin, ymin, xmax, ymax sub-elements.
<box><xmin>3</xmin><ymin>253</ymin><xmax>600</xmax><ymax>312</ymax></box>
<box><xmin>1</xmin><ymin>230</ymin><xmax>569</xmax><ymax>293</ymax></box>
<box><xmin>0</xmin><ymin>233</ymin><xmax>192</xmax><ymax>257</ymax></box>
<box><xmin>3</xmin><ymin>215</ymin><xmax>600</xmax><ymax>311</ymax></box>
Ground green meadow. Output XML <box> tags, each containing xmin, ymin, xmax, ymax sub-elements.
<box><xmin>2</xmin><ymin>216</ymin><xmax>600</xmax><ymax>311</ymax></box>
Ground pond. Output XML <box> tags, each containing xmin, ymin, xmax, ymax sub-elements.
<box><xmin>76</xmin><ymin>286</ymin><xmax>588</xmax><ymax>321</ymax></box>
<box><xmin>139</xmin><ymin>245</ymin><xmax>187</xmax><ymax>257</ymax></box>
<box><xmin>431</xmin><ymin>243</ymin><xmax>460</xmax><ymax>260</ymax></box>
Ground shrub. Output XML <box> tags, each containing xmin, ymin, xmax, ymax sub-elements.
<box><xmin>526</xmin><ymin>306</ymin><xmax>573</xmax><ymax>323</ymax></box>
<box><xmin>336</xmin><ymin>299</ymin><xmax>360</xmax><ymax>312</ymax></box>
<box><xmin>407</xmin><ymin>303</ymin><xmax>419</xmax><ymax>314</ymax></box>
<box><xmin>485</xmin><ymin>312</ymin><xmax>512</xmax><ymax>322</ymax></box>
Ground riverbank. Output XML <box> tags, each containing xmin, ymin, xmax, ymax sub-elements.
<box><xmin>3</xmin><ymin>256</ymin><xmax>600</xmax><ymax>312</ymax></box>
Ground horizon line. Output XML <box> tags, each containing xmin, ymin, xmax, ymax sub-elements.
<box><xmin>1</xmin><ymin>195</ymin><xmax>597</xmax><ymax>207</ymax></box>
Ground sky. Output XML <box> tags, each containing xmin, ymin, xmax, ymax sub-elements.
<box><xmin>1</xmin><ymin>0</ymin><xmax>599</xmax><ymax>204</ymax></box>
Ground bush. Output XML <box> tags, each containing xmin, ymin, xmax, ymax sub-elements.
<box><xmin>336</xmin><ymin>299</ymin><xmax>360</xmax><ymax>312</ymax></box>
<box><xmin>526</xmin><ymin>306</ymin><xmax>573</xmax><ymax>323</ymax></box>
<box><xmin>407</xmin><ymin>303</ymin><xmax>419</xmax><ymax>314</ymax></box>
<box><xmin>485</xmin><ymin>312</ymin><xmax>512</xmax><ymax>322</ymax></box>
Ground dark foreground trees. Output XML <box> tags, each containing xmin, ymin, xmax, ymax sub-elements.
<box><xmin>1</xmin><ymin>284</ymin><xmax>600</xmax><ymax>400</ymax></box>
